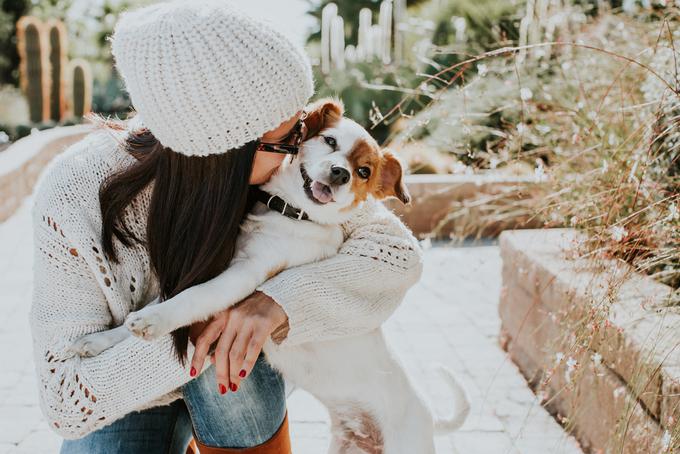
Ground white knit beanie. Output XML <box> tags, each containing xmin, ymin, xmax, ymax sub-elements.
<box><xmin>110</xmin><ymin>0</ymin><xmax>315</xmax><ymax>156</ymax></box>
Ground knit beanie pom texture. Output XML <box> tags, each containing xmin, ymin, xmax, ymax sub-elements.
<box><xmin>111</xmin><ymin>0</ymin><xmax>315</xmax><ymax>156</ymax></box>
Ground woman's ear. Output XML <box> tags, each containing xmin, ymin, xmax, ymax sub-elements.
<box><xmin>379</xmin><ymin>150</ymin><xmax>411</xmax><ymax>205</ymax></box>
<box><xmin>303</xmin><ymin>97</ymin><xmax>344</xmax><ymax>138</ymax></box>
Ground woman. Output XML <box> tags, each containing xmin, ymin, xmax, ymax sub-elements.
<box><xmin>29</xmin><ymin>1</ymin><xmax>423</xmax><ymax>453</ymax></box>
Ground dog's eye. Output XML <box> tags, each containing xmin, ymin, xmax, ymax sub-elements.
<box><xmin>357</xmin><ymin>167</ymin><xmax>371</xmax><ymax>179</ymax></box>
<box><xmin>323</xmin><ymin>135</ymin><xmax>337</xmax><ymax>149</ymax></box>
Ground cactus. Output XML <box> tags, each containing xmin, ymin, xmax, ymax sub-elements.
<box><xmin>16</xmin><ymin>16</ymin><xmax>93</xmax><ymax>123</ymax></box>
<box><xmin>393</xmin><ymin>0</ymin><xmax>406</xmax><ymax>64</ymax></box>
<box><xmin>331</xmin><ymin>16</ymin><xmax>346</xmax><ymax>70</ymax></box>
<box><xmin>319</xmin><ymin>0</ymin><xmax>408</xmax><ymax>72</ymax></box>
<box><xmin>321</xmin><ymin>3</ymin><xmax>338</xmax><ymax>74</ymax></box>
<box><xmin>16</xmin><ymin>16</ymin><xmax>50</xmax><ymax>123</ymax></box>
<box><xmin>378</xmin><ymin>0</ymin><xmax>392</xmax><ymax>64</ymax></box>
<box><xmin>46</xmin><ymin>19</ymin><xmax>68</xmax><ymax>123</ymax></box>
<box><xmin>68</xmin><ymin>59</ymin><xmax>92</xmax><ymax>119</ymax></box>
<box><xmin>357</xmin><ymin>8</ymin><xmax>372</xmax><ymax>62</ymax></box>
<box><xmin>370</xmin><ymin>24</ymin><xmax>383</xmax><ymax>60</ymax></box>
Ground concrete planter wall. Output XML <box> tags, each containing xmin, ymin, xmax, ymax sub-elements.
<box><xmin>0</xmin><ymin>125</ymin><xmax>93</xmax><ymax>222</ymax></box>
<box><xmin>499</xmin><ymin>229</ymin><xmax>679</xmax><ymax>453</ymax></box>
<box><xmin>386</xmin><ymin>173</ymin><xmax>542</xmax><ymax>239</ymax></box>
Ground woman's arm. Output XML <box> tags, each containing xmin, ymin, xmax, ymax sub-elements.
<box><xmin>257</xmin><ymin>199</ymin><xmax>424</xmax><ymax>346</ymax></box>
<box><xmin>30</xmin><ymin>203</ymin><xmax>193</xmax><ymax>439</ymax></box>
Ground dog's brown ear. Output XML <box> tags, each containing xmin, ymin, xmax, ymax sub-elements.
<box><xmin>304</xmin><ymin>98</ymin><xmax>344</xmax><ymax>138</ymax></box>
<box><xmin>379</xmin><ymin>150</ymin><xmax>411</xmax><ymax>204</ymax></box>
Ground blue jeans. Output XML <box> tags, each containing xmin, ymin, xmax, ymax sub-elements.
<box><xmin>60</xmin><ymin>355</ymin><xmax>286</xmax><ymax>453</ymax></box>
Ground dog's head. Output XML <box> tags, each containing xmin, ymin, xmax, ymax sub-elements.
<box><xmin>264</xmin><ymin>98</ymin><xmax>410</xmax><ymax>224</ymax></box>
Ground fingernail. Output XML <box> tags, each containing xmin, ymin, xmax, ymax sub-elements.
<box><xmin>190</xmin><ymin>367</ymin><xmax>197</xmax><ymax>377</ymax></box>
<box><xmin>219</xmin><ymin>384</ymin><xmax>227</xmax><ymax>395</ymax></box>
<box><xmin>230</xmin><ymin>383</ymin><xmax>238</xmax><ymax>392</ymax></box>
<box><xmin>239</xmin><ymin>369</ymin><xmax>246</xmax><ymax>378</ymax></box>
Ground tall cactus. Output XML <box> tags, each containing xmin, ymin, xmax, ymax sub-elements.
<box><xmin>319</xmin><ymin>0</ymin><xmax>408</xmax><ymax>74</ymax></box>
<box><xmin>357</xmin><ymin>8</ymin><xmax>372</xmax><ymax>62</ymax></box>
<box><xmin>393</xmin><ymin>0</ymin><xmax>406</xmax><ymax>64</ymax></box>
<box><xmin>378</xmin><ymin>0</ymin><xmax>392</xmax><ymax>64</ymax></box>
<box><xmin>331</xmin><ymin>16</ymin><xmax>346</xmax><ymax>70</ymax></box>
<box><xmin>46</xmin><ymin>19</ymin><xmax>68</xmax><ymax>123</ymax></box>
<box><xmin>16</xmin><ymin>16</ymin><xmax>50</xmax><ymax>123</ymax></box>
<box><xmin>68</xmin><ymin>58</ymin><xmax>92</xmax><ymax>119</ymax></box>
<box><xmin>321</xmin><ymin>3</ymin><xmax>338</xmax><ymax>74</ymax></box>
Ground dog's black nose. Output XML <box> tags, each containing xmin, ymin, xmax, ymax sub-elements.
<box><xmin>329</xmin><ymin>166</ymin><xmax>350</xmax><ymax>186</ymax></box>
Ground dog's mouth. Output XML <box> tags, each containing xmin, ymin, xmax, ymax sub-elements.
<box><xmin>301</xmin><ymin>165</ymin><xmax>334</xmax><ymax>205</ymax></box>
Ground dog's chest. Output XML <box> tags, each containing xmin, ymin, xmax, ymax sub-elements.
<box><xmin>240</xmin><ymin>212</ymin><xmax>343</xmax><ymax>265</ymax></box>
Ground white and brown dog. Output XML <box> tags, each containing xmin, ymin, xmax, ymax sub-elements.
<box><xmin>71</xmin><ymin>99</ymin><xmax>469</xmax><ymax>453</ymax></box>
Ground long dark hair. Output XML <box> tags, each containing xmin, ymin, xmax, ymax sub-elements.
<box><xmin>98</xmin><ymin>117</ymin><xmax>257</xmax><ymax>362</ymax></box>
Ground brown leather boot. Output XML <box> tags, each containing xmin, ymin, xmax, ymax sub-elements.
<box><xmin>190</xmin><ymin>413</ymin><xmax>291</xmax><ymax>454</ymax></box>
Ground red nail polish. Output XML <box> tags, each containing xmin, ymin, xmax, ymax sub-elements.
<box><xmin>190</xmin><ymin>367</ymin><xmax>197</xmax><ymax>377</ymax></box>
<box><xmin>219</xmin><ymin>384</ymin><xmax>227</xmax><ymax>394</ymax></box>
<box><xmin>230</xmin><ymin>383</ymin><xmax>238</xmax><ymax>392</ymax></box>
<box><xmin>239</xmin><ymin>369</ymin><xmax>246</xmax><ymax>378</ymax></box>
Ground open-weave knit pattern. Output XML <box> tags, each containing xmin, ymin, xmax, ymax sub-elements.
<box><xmin>30</xmin><ymin>130</ymin><xmax>423</xmax><ymax>439</ymax></box>
<box><xmin>110</xmin><ymin>0</ymin><xmax>314</xmax><ymax>156</ymax></box>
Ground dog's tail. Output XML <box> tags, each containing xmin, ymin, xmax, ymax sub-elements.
<box><xmin>432</xmin><ymin>364</ymin><xmax>470</xmax><ymax>435</ymax></box>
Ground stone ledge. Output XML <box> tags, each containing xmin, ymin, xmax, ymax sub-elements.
<box><xmin>0</xmin><ymin>125</ymin><xmax>93</xmax><ymax>223</ymax></box>
<box><xmin>385</xmin><ymin>174</ymin><xmax>542</xmax><ymax>239</ymax></box>
<box><xmin>499</xmin><ymin>229</ymin><xmax>679</xmax><ymax>452</ymax></box>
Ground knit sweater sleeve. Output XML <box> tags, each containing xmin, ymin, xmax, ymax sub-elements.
<box><xmin>29</xmin><ymin>135</ymin><xmax>192</xmax><ymax>439</ymax></box>
<box><xmin>257</xmin><ymin>200</ymin><xmax>423</xmax><ymax>346</ymax></box>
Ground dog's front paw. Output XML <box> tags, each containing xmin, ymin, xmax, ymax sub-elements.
<box><xmin>125</xmin><ymin>308</ymin><xmax>170</xmax><ymax>340</ymax></box>
<box><xmin>69</xmin><ymin>333</ymin><xmax>114</xmax><ymax>357</ymax></box>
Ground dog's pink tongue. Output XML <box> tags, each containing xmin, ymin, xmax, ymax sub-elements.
<box><xmin>311</xmin><ymin>181</ymin><xmax>333</xmax><ymax>204</ymax></box>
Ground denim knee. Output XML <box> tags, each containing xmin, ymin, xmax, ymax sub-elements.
<box><xmin>182</xmin><ymin>354</ymin><xmax>286</xmax><ymax>448</ymax></box>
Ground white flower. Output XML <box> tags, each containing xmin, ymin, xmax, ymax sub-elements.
<box><xmin>601</xmin><ymin>160</ymin><xmax>608</xmax><ymax>174</ymax></box>
<box><xmin>534</xmin><ymin>162</ymin><xmax>548</xmax><ymax>182</ymax></box>
<box><xmin>662</xmin><ymin>430</ymin><xmax>671</xmax><ymax>451</ymax></box>
<box><xmin>516</xmin><ymin>123</ymin><xmax>528</xmax><ymax>135</ymax></box>
<box><xmin>565</xmin><ymin>357</ymin><xmax>578</xmax><ymax>383</ymax></box>
<box><xmin>477</xmin><ymin>63</ymin><xmax>488</xmax><ymax>77</ymax></box>
<box><xmin>668</xmin><ymin>203</ymin><xmax>679</xmax><ymax>221</ymax></box>
<box><xmin>613</xmin><ymin>386</ymin><xmax>626</xmax><ymax>399</ymax></box>
<box><xmin>591</xmin><ymin>352</ymin><xmax>602</xmax><ymax>366</ymax></box>
<box><xmin>536</xmin><ymin>125</ymin><xmax>551</xmax><ymax>134</ymax></box>
<box><xmin>608</xmin><ymin>133</ymin><xmax>618</xmax><ymax>146</ymax></box>
<box><xmin>610</xmin><ymin>226</ymin><xmax>627</xmax><ymax>242</ymax></box>
<box><xmin>452</xmin><ymin>161</ymin><xmax>468</xmax><ymax>174</ymax></box>
<box><xmin>520</xmin><ymin>87</ymin><xmax>533</xmax><ymax>101</ymax></box>
<box><xmin>0</xmin><ymin>131</ymin><xmax>8</xmax><ymax>144</ymax></box>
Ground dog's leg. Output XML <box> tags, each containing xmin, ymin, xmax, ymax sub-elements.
<box><xmin>125</xmin><ymin>258</ymin><xmax>273</xmax><ymax>340</ymax></box>
<box><xmin>68</xmin><ymin>325</ymin><xmax>132</xmax><ymax>357</ymax></box>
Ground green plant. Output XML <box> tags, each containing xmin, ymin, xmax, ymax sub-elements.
<box><xmin>15</xmin><ymin>16</ymin><xmax>93</xmax><ymax>125</ymax></box>
<box><xmin>68</xmin><ymin>58</ymin><xmax>92</xmax><ymax>120</ymax></box>
<box><xmin>16</xmin><ymin>16</ymin><xmax>49</xmax><ymax>123</ymax></box>
<box><xmin>46</xmin><ymin>18</ymin><xmax>67</xmax><ymax>122</ymax></box>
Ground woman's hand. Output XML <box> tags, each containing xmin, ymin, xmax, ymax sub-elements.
<box><xmin>188</xmin><ymin>291</ymin><xmax>288</xmax><ymax>394</ymax></box>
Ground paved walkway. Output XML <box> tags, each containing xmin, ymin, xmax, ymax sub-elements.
<box><xmin>0</xmin><ymin>198</ymin><xmax>583</xmax><ymax>454</ymax></box>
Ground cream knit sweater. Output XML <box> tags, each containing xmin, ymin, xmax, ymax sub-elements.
<box><xmin>30</xmin><ymin>129</ymin><xmax>423</xmax><ymax>439</ymax></box>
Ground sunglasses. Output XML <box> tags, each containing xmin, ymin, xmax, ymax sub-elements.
<box><xmin>256</xmin><ymin>112</ymin><xmax>308</xmax><ymax>156</ymax></box>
